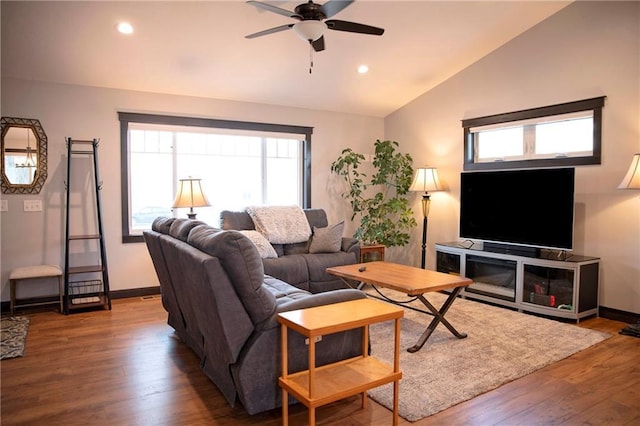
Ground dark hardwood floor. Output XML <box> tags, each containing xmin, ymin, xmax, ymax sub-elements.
<box><xmin>2</xmin><ymin>297</ymin><xmax>638</xmax><ymax>425</ymax></box>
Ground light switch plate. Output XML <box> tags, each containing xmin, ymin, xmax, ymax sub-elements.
<box><xmin>0</xmin><ymin>200</ymin><xmax>7</xmax><ymax>212</ymax></box>
<box><xmin>24</xmin><ymin>199</ymin><xmax>42</xmax><ymax>212</ymax></box>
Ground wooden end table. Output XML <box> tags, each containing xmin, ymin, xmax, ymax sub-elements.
<box><xmin>360</xmin><ymin>244</ymin><xmax>385</xmax><ymax>263</ymax></box>
<box><xmin>327</xmin><ymin>261</ymin><xmax>473</xmax><ymax>353</ymax></box>
<box><xmin>278</xmin><ymin>298</ymin><xmax>403</xmax><ymax>426</ymax></box>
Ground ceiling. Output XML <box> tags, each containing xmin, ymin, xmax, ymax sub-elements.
<box><xmin>1</xmin><ymin>1</ymin><xmax>572</xmax><ymax>117</ymax></box>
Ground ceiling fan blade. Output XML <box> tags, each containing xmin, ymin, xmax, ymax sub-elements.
<box><xmin>326</xmin><ymin>19</ymin><xmax>384</xmax><ymax>36</ymax></box>
<box><xmin>245</xmin><ymin>23</ymin><xmax>294</xmax><ymax>39</ymax></box>
<box><xmin>320</xmin><ymin>0</ymin><xmax>354</xmax><ymax>19</ymax></box>
<box><xmin>246</xmin><ymin>1</ymin><xmax>302</xmax><ymax>19</ymax></box>
<box><xmin>311</xmin><ymin>36</ymin><xmax>325</xmax><ymax>52</ymax></box>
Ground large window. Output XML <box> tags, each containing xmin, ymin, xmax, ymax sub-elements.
<box><xmin>120</xmin><ymin>113</ymin><xmax>312</xmax><ymax>243</ymax></box>
<box><xmin>462</xmin><ymin>97</ymin><xmax>605</xmax><ymax>170</ymax></box>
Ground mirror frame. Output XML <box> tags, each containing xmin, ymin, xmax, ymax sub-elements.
<box><xmin>1</xmin><ymin>117</ymin><xmax>48</xmax><ymax>194</ymax></box>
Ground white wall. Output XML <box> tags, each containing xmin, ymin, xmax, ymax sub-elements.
<box><xmin>385</xmin><ymin>1</ymin><xmax>640</xmax><ymax>314</ymax></box>
<box><xmin>0</xmin><ymin>78</ymin><xmax>383</xmax><ymax>300</ymax></box>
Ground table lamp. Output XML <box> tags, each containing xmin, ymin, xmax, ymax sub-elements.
<box><xmin>172</xmin><ymin>177</ymin><xmax>210</xmax><ymax>219</ymax></box>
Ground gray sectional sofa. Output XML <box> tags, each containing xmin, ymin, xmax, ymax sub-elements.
<box><xmin>144</xmin><ymin>217</ymin><xmax>366</xmax><ymax>414</ymax></box>
<box><xmin>220</xmin><ymin>208</ymin><xmax>360</xmax><ymax>293</ymax></box>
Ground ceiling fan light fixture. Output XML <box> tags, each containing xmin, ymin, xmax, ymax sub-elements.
<box><xmin>293</xmin><ymin>20</ymin><xmax>326</xmax><ymax>42</ymax></box>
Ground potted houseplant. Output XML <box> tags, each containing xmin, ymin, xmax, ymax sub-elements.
<box><xmin>330</xmin><ymin>139</ymin><xmax>416</xmax><ymax>247</ymax></box>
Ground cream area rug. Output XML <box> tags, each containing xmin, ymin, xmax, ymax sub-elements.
<box><xmin>366</xmin><ymin>289</ymin><xmax>610</xmax><ymax>422</ymax></box>
<box><xmin>1</xmin><ymin>316</ymin><xmax>30</xmax><ymax>360</ymax></box>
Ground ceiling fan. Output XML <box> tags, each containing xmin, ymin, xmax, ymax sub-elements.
<box><xmin>245</xmin><ymin>0</ymin><xmax>385</xmax><ymax>52</ymax></box>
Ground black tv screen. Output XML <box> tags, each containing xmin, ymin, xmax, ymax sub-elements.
<box><xmin>460</xmin><ymin>168</ymin><xmax>575</xmax><ymax>251</ymax></box>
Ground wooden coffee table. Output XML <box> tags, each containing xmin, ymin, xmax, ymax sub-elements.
<box><xmin>327</xmin><ymin>261</ymin><xmax>473</xmax><ymax>353</ymax></box>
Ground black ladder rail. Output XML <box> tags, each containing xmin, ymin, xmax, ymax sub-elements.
<box><xmin>63</xmin><ymin>137</ymin><xmax>111</xmax><ymax>314</ymax></box>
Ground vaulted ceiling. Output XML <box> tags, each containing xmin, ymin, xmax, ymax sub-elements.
<box><xmin>1</xmin><ymin>1</ymin><xmax>571</xmax><ymax>117</ymax></box>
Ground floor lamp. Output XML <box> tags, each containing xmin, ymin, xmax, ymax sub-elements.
<box><xmin>172</xmin><ymin>177</ymin><xmax>210</xmax><ymax>219</ymax></box>
<box><xmin>617</xmin><ymin>153</ymin><xmax>640</xmax><ymax>336</ymax></box>
<box><xmin>410</xmin><ymin>167</ymin><xmax>442</xmax><ymax>269</ymax></box>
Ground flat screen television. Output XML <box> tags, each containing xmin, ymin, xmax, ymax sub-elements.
<box><xmin>460</xmin><ymin>168</ymin><xmax>575</xmax><ymax>252</ymax></box>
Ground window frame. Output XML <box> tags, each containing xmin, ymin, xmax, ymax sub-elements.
<box><xmin>462</xmin><ymin>97</ymin><xmax>605</xmax><ymax>171</ymax></box>
<box><xmin>119</xmin><ymin>112</ymin><xmax>313</xmax><ymax>243</ymax></box>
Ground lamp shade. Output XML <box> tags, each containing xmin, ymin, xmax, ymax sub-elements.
<box><xmin>293</xmin><ymin>20</ymin><xmax>326</xmax><ymax>41</ymax></box>
<box><xmin>172</xmin><ymin>177</ymin><xmax>210</xmax><ymax>209</ymax></box>
<box><xmin>410</xmin><ymin>167</ymin><xmax>442</xmax><ymax>193</ymax></box>
<box><xmin>618</xmin><ymin>153</ymin><xmax>640</xmax><ymax>189</ymax></box>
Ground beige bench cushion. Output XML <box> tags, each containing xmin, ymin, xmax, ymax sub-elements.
<box><xmin>10</xmin><ymin>265</ymin><xmax>62</xmax><ymax>280</ymax></box>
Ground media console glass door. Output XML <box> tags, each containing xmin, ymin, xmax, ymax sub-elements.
<box><xmin>465</xmin><ymin>255</ymin><xmax>517</xmax><ymax>302</ymax></box>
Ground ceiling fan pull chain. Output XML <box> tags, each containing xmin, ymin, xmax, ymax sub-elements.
<box><xmin>309</xmin><ymin>43</ymin><xmax>314</xmax><ymax>74</ymax></box>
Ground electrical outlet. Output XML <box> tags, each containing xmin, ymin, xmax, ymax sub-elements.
<box><xmin>304</xmin><ymin>336</ymin><xmax>322</xmax><ymax>345</ymax></box>
<box><xmin>23</xmin><ymin>200</ymin><xmax>42</xmax><ymax>212</ymax></box>
<box><xmin>0</xmin><ymin>200</ymin><xmax>7</xmax><ymax>212</ymax></box>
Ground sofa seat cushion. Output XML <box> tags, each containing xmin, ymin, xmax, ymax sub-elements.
<box><xmin>262</xmin><ymin>276</ymin><xmax>311</xmax><ymax>306</ymax></box>
<box><xmin>263</xmin><ymin>255</ymin><xmax>310</xmax><ymax>291</ymax></box>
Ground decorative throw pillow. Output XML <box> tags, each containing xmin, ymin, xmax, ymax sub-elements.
<box><xmin>246</xmin><ymin>205</ymin><xmax>312</xmax><ymax>244</ymax></box>
<box><xmin>309</xmin><ymin>221</ymin><xmax>344</xmax><ymax>254</ymax></box>
<box><xmin>239</xmin><ymin>230</ymin><xmax>278</xmax><ymax>259</ymax></box>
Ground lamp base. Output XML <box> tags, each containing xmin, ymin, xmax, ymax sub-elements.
<box><xmin>421</xmin><ymin>216</ymin><xmax>428</xmax><ymax>269</ymax></box>
<box><xmin>186</xmin><ymin>212</ymin><xmax>197</xmax><ymax>220</ymax></box>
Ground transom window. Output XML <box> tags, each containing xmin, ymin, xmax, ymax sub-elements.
<box><xmin>462</xmin><ymin>97</ymin><xmax>605</xmax><ymax>170</ymax></box>
<box><xmin>119</xmin><ymin>112</ymin><xmax>312</xmax><ymax>243</ymax></box>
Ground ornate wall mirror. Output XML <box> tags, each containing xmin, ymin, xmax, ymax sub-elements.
<box><xmin>1</xmin><ymin>117</ymin><xmax>48</xmax><ymax>194</ymax></box>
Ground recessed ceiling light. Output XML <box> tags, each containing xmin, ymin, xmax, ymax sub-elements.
<box><xmin>358</xmin><ymin>65</ymin><xmax>369</xmax><ymax>74</ymax></box>
<box><xmin>117</xmin><ymin>22</ymin><xmax>134</xmax><ymax>35</ymax></box>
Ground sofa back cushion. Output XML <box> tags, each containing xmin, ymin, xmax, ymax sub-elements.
<box><xmin>188</xmin><ymin>225</ymin><xmax>277</xmax><ymax>325</ymax></box>
<box><xmin>283</xmin><ymin>241</ymin><xmax>309</xmax><ymax>255</ymax></box>
<box><xmin>152</xmin><ymin>216</ymin><xmax>176</xmax><ymax>234</ymax></box>
<box><xmin>304</xmin><ymin>209</ymin><xmax>329</xmax><ymax>229</ymax></box>
<box><xmin>219</xmin><ymin>210</ymin><xmax>255</xmax><ymax>230</ymax></box>
<box><xmin>169</xmin><ymin>218</ymin><xmax>206</xmax><ymax>241</ymax></box>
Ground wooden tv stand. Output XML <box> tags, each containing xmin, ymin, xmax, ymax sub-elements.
<box><xmin>435</xmin><ymin>242</ymin><xmax>600</xmax><ymax>321</ymax></box>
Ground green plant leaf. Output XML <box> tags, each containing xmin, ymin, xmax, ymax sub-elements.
<box><xmin>330</xmin><ymin>139</ymin><xmax>417</xmax><ymax>247</ymax></box>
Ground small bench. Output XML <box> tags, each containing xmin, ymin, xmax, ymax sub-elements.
<box><xmin>10</xmin><ymin>265</ymin><xmax>63</xmax><ymax>314</ymax></box>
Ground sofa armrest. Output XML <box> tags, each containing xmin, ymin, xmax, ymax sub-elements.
<box><xmin>257</xmin><ymin>289</ymin><xmax>366</xmax><ymax>331</ymax></box>
<box><xmin>342</xmin><ymin>237</ymin><xmax>360</xmax><ymax>258</ymax></box>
